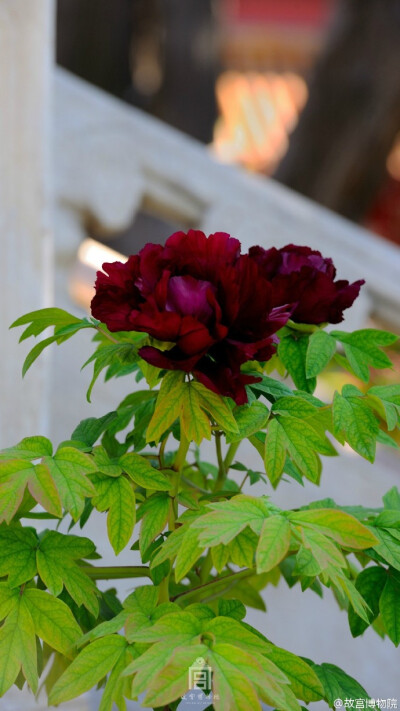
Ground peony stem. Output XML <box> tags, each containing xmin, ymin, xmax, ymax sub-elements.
<box><xmin>94</xmin><ymin>325</ymin><xmax>121</xmax><ymax>344</ymax></box>
<box><xmin>172</xmin><ymin>434</ymin><xmax>190</xmax><ymax>478</ymax></box>
<box><xmin>214</xmin><ymin>432</ymin><xmax>226</xmax><ymax>491</ymax></box>
<box><xmin>158</xmin><ymin>574</ymin><xmax>170</xmax><ymax>604</ymax></box>
<box><xmin>161</xmin><ymin>433</ymin><xmax>191</xmax><ymax>602</ymax></box>
<box><xmin>224</xmin><ymin>441</ymin><xmax>240</xmax><ymax>472</ymax></box>
<box><xmin>159</xmin><ymin>435</ymin><xmax>168</xmax><ymax>469</ymax></box>
<box><xmin>199</xmin><ymin>550</ymin><xmax>213</xmax><ymax>584</ymax></box>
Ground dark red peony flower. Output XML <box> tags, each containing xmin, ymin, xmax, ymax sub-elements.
<box><xmin>91</xmin><ymin>230</ymin><xmax>292</xmax><ymax>404</ymax></box>
<box><xmin>248</xmin><ymin>243</ymin><xmax>365</xmax><ymax>325</ymax></box>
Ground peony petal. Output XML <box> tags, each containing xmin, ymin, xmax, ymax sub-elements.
<box><xmin>139</xmin><ymin>345</ymin><xmax>204</xmax><ymax>373</ymax></box>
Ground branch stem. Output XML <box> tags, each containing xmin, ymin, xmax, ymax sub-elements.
<box><xmin>172</xmin><ymin>567</ymin><xmax>255</xmax><ymax>604</ymax></box>
<box><xmin>80</xmin><ymin>566</ymin><xmax>150</xmax><ymax>580</ymax></box>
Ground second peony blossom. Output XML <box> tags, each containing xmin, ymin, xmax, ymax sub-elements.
<box><xmin>91</xmin><ymin>231</ymin><xmax>364</xmax><ymax>404</ymax></box>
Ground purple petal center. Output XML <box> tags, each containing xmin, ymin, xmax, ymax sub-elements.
<box><xmin>166</xmin><ymin>275</ymin><xmax>216</xmax><ymax>323</ymax></box>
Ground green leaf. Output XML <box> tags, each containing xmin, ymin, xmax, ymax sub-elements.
<box><xmin>331</xmin><ymin>328</ymin><xmax>397</xmax><ymax>382</ymax></box>
<box><xmin>330</xmin><ymin>572</ymin><xmax>371</xmax><ymax>623</ymax></box>
<box><xmin>181</xmin><ymin>384</ymin><xmax>212</xmax><ymax>444</ymax></box>
<box><xmin>256</xmin><ymin>516</ymin><xmax>291</xmax><ymax>573</ymax></box>
<box><xmin>0</xmin><ymin>595</ymin><xmax>37</xmax><ymax>696</ymax></box>
<box><xmin>138</xmin><ymin>492</ymin><xmax>171</xmax><ymax>556</ymax></box>
<box><xmin>123</xmin><ymin>584</ymin><xmax>159</xmax><ymax>615</ymax></box>
<box><xmin>267</xmin><ymin>647</ymin><xmax>324</xmax><ymax>703</ymax></box>
<box><xmin>48</xmin><ymin>635</ymin><xmax>126</xmax><ymax>705</ymax></box>
<box><xmin>190</xmin><ymin>382</ymin><xmax>239</xmax><ymax>434</ymax></box>
<box><xmin>205</xmin><ymin>616</ymin><xmax>271</xmax><ymax>655</ymax></box>
<box><xmin>0</xmin><ymin>435</ymin><xmax>53</xmax><ymax>460</ymax></box>
<box><xmin>120</xmin><ymin>452</ymin><xmax>171</xmax><ymax>490</ymax></box>
<box><xmin>10</xmin><ymin>307</ymin><xmax>92</xmax><ymax>377</ymax></box>
<box><xmin>348</xmin><ymin>566</ymin><xmax>387</xmax><ymax>637</ymax></box>
<box><xmin>383</xmin><ymin>487</ymin><xmax>400</xmax><ymax>511</ymax></box>
<box><xmin>123</xmin><ymin>585</ymin><xmax>176</xmax><ymax>642</ymax></box>
<box><xmin>24</xmin><ymin>588</ymin><xmax>82</xmax><ymax>657</ymax></box>
<box><xmin>129</xmin><ymin>610</ymin><xmax>202</xmax><ymax>644</ymax></box>
<box><xmin>185</xmin><ymin>603</ymin><xmax>215</xmax><ymax>621</ymax></box>
<box><xmin>175</xmin><ymin>527</ymin><xmax>204</xmax><ymax>582</ymax></box>
<box><xmin>143</xmin><ymin>643</ymin><xmax>209</xmax><ymax>707</ymax></box>
<box><xmin>150</xmin><ymin>524</ymin><xmax>187</xmax><ymax>567</ymax></box>
<box><xmin>278</xmin><ymin>334</ymin><xmax>316</xmax><ymax>393</ymax></box>
<box><xmin>226</xmin><ymin>402</ymin><xmax>269</xmax><ymax>443</ymax></box>
<box><xmin>0</xmin><ymin>525</ymin><xmax>38</xmax><ymax>586</ymax></box>
<box><xmin>250</xmin><ymin>375</ymin><xmax>293</xmax><ymax>402</ymax></box>
<box><xmin>123</xmin><ymin>640</ymin><xmax>174</xmax><ymax>696</ymax></box>
<box><xmin>0</xmin><ymin>457</ymin><xmax>62</xmax><ymax>522</ymax></box>
<box><xmin>92</xmin><ymin>475</ymin><xmax>136</xmax><ymax>554</ymax></box>
<box><xmin>78</xmin><ymin>610</ymin><xmax>128</xmax><ymax>645</ymax></box>
<box><xmin>294</xmin><ymin>546</ymin><xmax>321</xmax><ymax>576</ymax></box>
<box><xmin>272</xmin><ymin>395</ymin><xmax>319</xmax><ymax>419</ymax></box>
<box><xmin>380</xmin><ymin>574</ymin><xmax>400</xmax><ymax>645</ymax></box>
<box><xmin>289</xmin><ymin>509</ymin><xmax>378</xmax><ymax>549</ymax></box>
<box><xmin>306</xmin><ymin>330</ymin><xmax>336</xmax><ymax>378</ymax></box>
<box><xmin>98</xmin><ymin>647</ymin><xmax>132</xmax><ymax>711</ymax></box>
<box><xmin>36</xmin><ymin>530</ymin><xmax>98</xmax><ymax>616</ymax></box>
<box><xmin>217</xmin><ymin>599</ymin><xmax>246</xmax><ymax>620</ymax></box>
<box><xmin>270</xmin><ymin>416</ymin><xmax>324</xmax><ymax>483</ymax></box>
<box><xmin>373</xmin><ymin>509</ymin><xmax>400</xmax><ymax>529</ymax></box>
<box><xmin>192</xmin><ymin>496</ymin><xmax>268</xmax><ymax>546</ymax></box>
<box><xmin>376</xmin><ymin>430</ymin><xmax>400</xmax><ymax>450</ymax></box>
<box><xmin>71</xmin><ymin>412</ymin><xmax>118</xmax><ymax>447</ymax></box>
<box><xmin>92</xmin><ymin>446</ymin><xmax>122</xmax><ymax>477</ymax></box>
<box><xmin>11</xmin><ymin>307</ymin><xmax>82</xmax><ymax>339</ymax></box>
<box><xmin>300</xmin><ymin>528</ymin><xmax>346</xmax><ymax>570</ymax></box>
<box><xmin>372</xmin><ymin>528</ymin><xmax>400</xmax><ymax>571</ymax></box>
<box><xmin>22</xmin><ymin>323</ymin><xmax>93</xmax><ymax>378</ymax></box>
<box><xmin>312</xmin><ymin>662</ymin><xmax>369</xmax><ymax>704</ymax></box>
<box><xmin>333</xmin><ymin>391</ymin><xmax>379</xmax><ymax>462</ymax></box>
<box><xmin>211</xmin><ymin>543</ymin><xmax>230</xmax><ymax>573</ymax></box>
<box><xmin>83</xmin><ymin>343</ymin><xmax>139</xmax><ymax>402</ymax></box>
<box><xmin>146</xmin><ymin>372</ymin><xmax>186</xmax><ymax>443</ymax></box>
<box><xmin>228</xmin><ymin>527</ymin><xmax>258</xmax><ymax>568</ymax></box>
<box><xmin>0</xmin><ymin>583</ymin><xmax>19</xmax><ymax>621</ymax></box>
<box><xmin>368</xmin><ymin>383</ymin><xmax>400</xmax><ymax>432</ymax></box>
<box><xmin>207</xmin><ymin>644</ymin><xmax>263</xmax><ymax>711</ymax></box>
<box><xmin>264</xmin><ymin>419</ymin><xmax>286</xmax><ymax>485</ymax></box>
<box><xmin>42</xmin><ymin>447</ymin><xmax>96</xmax><ymax>520</ymax></box>
<box><xmin>369</xmin><ymin>383</ymin><xmax>400</xmax><ymax>408</ymax></box>
<box><xmin>208</xmin><ymin>642</ymin><xmax>301</xmax><ymax>711</ymax></box>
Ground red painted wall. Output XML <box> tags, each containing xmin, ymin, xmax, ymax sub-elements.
<box><xmin>222</xmin><ymin>0</ymin><xmax>334</xmax><ymax>28</ymax></box>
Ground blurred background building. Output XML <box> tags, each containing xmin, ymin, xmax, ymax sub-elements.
<box><xmin>57</xmin><ymin>0</ymin><xmax>400</xmax><ymax>247</ymax></box>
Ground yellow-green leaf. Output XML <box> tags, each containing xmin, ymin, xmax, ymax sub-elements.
<box><xmin>181</xmin><ymin>385</ymin><xmax>211</xmax><ymax>444</ymax></box>
<box><xmin>289</xmin><ymin>509</ymin><xmax>378</xmax><ymax>549</ymax></box>
<box><xmin>49</xmin><ymin>635</ymin><xmax>126</xmax><ymax>705</ymax></box>
<box><xmin>256</xmin><ymin>516</ymin><xmax>291</xmax><ymax>573</ymax></box>
<box><xmin>146</xmin><ymin>372</ymin><xmax>186</xmax><ymax>443</ymax></box>
<box><xmin>120</xmin><ymin>452</ymin><xmax>171</xmax><ymax>490</ymax></box>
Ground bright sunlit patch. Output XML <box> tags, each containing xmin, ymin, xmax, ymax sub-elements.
<box><xmin>77</xmin><ymin>238</ymin><xmax>127</xmax><ymax>272</ymax></box>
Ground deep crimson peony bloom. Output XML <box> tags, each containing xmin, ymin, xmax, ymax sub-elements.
<box><xmin>248</xmin><ymin>243</ymin><xmax>365</xmax><ymax>325</ymax></box>
<box><xmin>91</xmin><ymin>230</ymin><xmax>292</xmax><ymax>404</ymax></box>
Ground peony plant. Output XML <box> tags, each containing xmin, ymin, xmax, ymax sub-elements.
<box><xmin>1</xmin><ymin>229</ymin><xmax>400</xmax><ymax>710</ymax></box>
